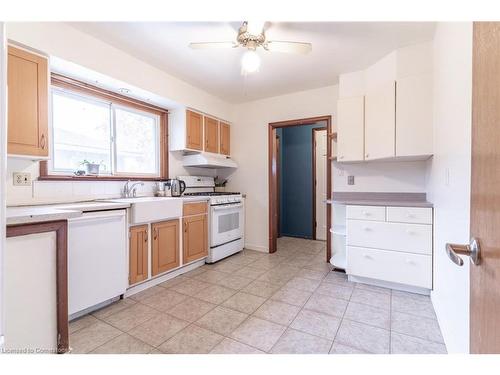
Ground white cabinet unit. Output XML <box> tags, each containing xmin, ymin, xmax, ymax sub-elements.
<box><xmin>395</xmin><ymin>73</ymin><xmax>433</xmax><ymax>158</ymax></box>
<box><xmin>364</xmin><ymin>81</ymin><xmax>396</xmax><ymax>160</ymax></box>
<box><xmin>5</xmin><ymin>232</ymin><xmax>58</xmax><ymax>352</ymax></box>
<box><xmin>346</xmin><ymin>205</ymin><xmax>386</xmax><ymax>221</ymax></box>
<box><xmin>346</xmin><ymin>205</ymin><xmax>433</xmax><ymax>290</ymax></box>
<box><xmin>346</xmin><ymin>246</ymin><xmax>432</xmax><ymax>289</ymax></box>
<box><xmin>337</xmin><ymin>96</ymin><xmax>364</xmax><ymax>162</ymax></box>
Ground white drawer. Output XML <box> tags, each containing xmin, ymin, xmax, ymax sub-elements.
<box><xmin>346</xmin><ymin>246</ymin><xmax>432</xmax><ymax>289</ymax></box>
<box><xmin>346</xmin><ymin>205</ymin><xmax>386</xmax><ymax>221</ymax></box>
<box><xmin>386</xmin><ymin>206</ymin><xmax>432</xmax><ymax>224</ymax></box>
<box><xmin>346</xmin><ymin>219</ymin><xmax>432</xmax><ymax>255</ymax></box>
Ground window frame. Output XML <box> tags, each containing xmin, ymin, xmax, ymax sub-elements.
<box><xmin>40</xmin><ymin>74</ymin><xmax>168</xmax><ymax>181</ymax></box>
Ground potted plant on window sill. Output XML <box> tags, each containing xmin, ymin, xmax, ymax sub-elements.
<box><xmin>79</xmin><ymin>160</ymin><xmax>103</xmax><ymax>176</ymax></box>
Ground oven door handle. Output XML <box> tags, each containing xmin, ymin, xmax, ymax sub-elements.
<box><xmin>212</xmin><ymin>203</ymin><xmax>243</xmax><ymax>211</ymax></box>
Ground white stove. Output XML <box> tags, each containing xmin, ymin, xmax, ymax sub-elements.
<box><xmin>178</xmin><ymin>176</ymin><xmax>244</xmax><ymax>263</ymax></box>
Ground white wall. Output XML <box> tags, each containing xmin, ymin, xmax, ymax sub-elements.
<box><xmin>0</xmin><ymin>21</ymin><xmax>7</xmax><ymax>349</ymax></box>
<box><xmin>427</xmin><ymin>22</ymin><xmax>472</xmax><ymax>353</ymax></box>
<box><xmin>228</xmin><ymin>85</ymin><xmax>428</xmax><ymax>251</ymax></box>
<box><xmin>5</xmin><ymin>22</ymin><xmax>232</xmax><ymax>206</ymax></box>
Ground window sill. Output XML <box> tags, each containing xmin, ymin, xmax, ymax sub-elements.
<box><xmin>38</xmin><ymin>175</ymin><xmax>163</xmax><ymax>182</ymax></box>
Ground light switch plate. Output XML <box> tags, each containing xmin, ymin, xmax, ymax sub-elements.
<box><xmin>13</xmin><ymin>172</ymin><xmax>32</xmax><ymax>186</ymax></box>
<box><xmin>347</xmin><ymin>175</ymin><xmax>355</xmax><ymax>185</ymax></box>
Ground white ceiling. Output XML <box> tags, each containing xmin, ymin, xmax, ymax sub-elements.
<box><xmin>69</xmin><ymin>22</ymin><xmax>436</xmax><ymax>103</ymax></box>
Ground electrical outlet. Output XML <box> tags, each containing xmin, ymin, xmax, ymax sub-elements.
<box><xmin>347</xmin><ymin>175</ymin><xmax>355</xmax><ymax>185</ymax></box>
<box><xmin>13</xmin><ymin>172</ymin><xmax>32</xmax><ymax>186</ymax></box>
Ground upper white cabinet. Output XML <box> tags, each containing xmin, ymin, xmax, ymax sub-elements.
<box><xmin>336</xmin><ymin>42</ymin><xmax>433</xmax><ymax>163</ymax></box>
<box><xmin>337</xmin><ymin>96</ymin><xmax>364</xmax><ymax>162</ymax></box>
<box><xmin>364</xmin><ymin>81</ymin><xmax>396</xmax><ymax>160</ymax></box>
<box><xmin>395</xmin><ymin>73</ymin><xmax>433</xmax><ymax>158</ymax></box>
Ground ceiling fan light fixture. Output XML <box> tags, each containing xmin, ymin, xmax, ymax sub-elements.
<box><xmin>246</xmin><ymin>21</ymin><xmax>265</xmax><ymax>36</ymax></box>
<box><xmin>241</xmin><ymin>49</ymin><xmax>261</xmax><ymax>74</ymax></box>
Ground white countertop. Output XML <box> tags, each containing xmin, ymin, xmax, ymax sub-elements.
<box><xmin>6</xmin><ymin>196</ymin><xmax>209</xmax><ymax>226</ymax></box>
<box><xmin>6</xmin><ymin>206</ymin><xmax>82</xmax><ymax>225</ymax></box>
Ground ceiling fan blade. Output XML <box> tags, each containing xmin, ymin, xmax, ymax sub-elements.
<box><xmin>189</xmin><ymin>41</ymin><xmax>238</xmax><ymax>50</ymax></box>
<box><xmin>264</xmin><ymin>41</ymin><xmax>312</xmax><ymax>55</ymax></box>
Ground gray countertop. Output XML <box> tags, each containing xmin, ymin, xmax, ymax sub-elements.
<box><xmin>327</xmin><ymin>192</ymin><xmax>433</xmax><ymax>208</ymax></box>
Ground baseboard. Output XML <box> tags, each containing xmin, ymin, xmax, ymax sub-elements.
<box><xmin>244</xmin><ymin>243</ymin><xmax>269</xmax><ymax>253</ymax></box>
<box><xmin>348</xmin><ymin>275</ymin><xmax>431</xmax><ymax>295</ymax></box>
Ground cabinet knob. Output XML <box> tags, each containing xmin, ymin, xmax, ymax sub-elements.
<box><xmin>144</xmin><ymin>230</ymin><xmax>148</xmax><ymax>242</ymax></box>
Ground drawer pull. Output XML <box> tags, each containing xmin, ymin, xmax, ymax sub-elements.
<box><xmin>406</xmin><ymin>212</ymin><xmax>415</xmax><ymax>218</ymax></box>
<box><xmin>362</xmin><ymin>211</ymin><xmax>371</xmax><ymax>216</ymax></box>
<box><xmin>406</xmin><ymin>259</ymin><xmax>417</xmax><ymax>265</ymax></box>
<box><xmin>363</xmin><ymin>253</ymin><xmax>373</xmax><ymax>259</ymax></box>
<box><xmin>363</xmin><ymin>227</ymin><xmax>372</xmax><ymax>232</ymax></box>
<box><xmin>406</xmin><ymin>229</ymin><xmax>415</xmax><ymax>235</ymax></box>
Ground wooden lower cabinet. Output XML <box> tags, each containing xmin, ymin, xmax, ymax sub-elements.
<box><xmin>152</xmin><ymin>220</ymin><xmax>180</xmax><ymax>276</ymax></box>
<box><xmin>183</xmin><ymin>213</ymin><xmax>208</xmax><ymax>264</ymax></box>
<box><xmin>129</xmin><ymin>225</ymin><xmax>149</xmax><ymax>285</ymax></box>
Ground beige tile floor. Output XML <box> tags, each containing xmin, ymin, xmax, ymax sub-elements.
<box><xmin>69</xmin><ymin>236</ymin><xmax>447</xmax><ymax>354</ymax></box>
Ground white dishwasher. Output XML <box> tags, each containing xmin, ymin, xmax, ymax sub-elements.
<box><xmin>68</xmin><ymin>209</ymin><xmax>127</xmax><ymax>317</ymax></box>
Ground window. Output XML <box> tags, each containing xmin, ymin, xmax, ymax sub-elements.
<box><xmin>43</xmin><ymin>75</ymin><xmax>167</xmax><ymax>180</ymax></box>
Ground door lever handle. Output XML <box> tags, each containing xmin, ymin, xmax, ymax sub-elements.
<box><xmin>446</xmin><ymin>238</ymin><xmax>480</xmax><ymax>266</ymax></box>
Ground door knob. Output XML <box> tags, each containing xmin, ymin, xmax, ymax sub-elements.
<box><xmin>446</xmin><ymin>238</ymin><xmax>481</xmax><ymax>266</ymax></box>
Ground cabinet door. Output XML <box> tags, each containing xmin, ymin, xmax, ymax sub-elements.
<box><xmin>183</xmin><ymin>214</ymin><xmax>208</xmax><ymax>264</ymax></box>
<box><xmin>204</xmin><ymin>116</ymin><xmax>219</xmax><ymax>153</ymax></box>
<box><xmin>396</xmin><ymin>74</ymin><xmax>433</xmax><ymax>158</ymax></box>
<box><xmin>152</xmin><ymin>220</ymin><xmax>180</xmax><ymax>276</ymax></box>
<box><xmin>337</xmin><ymin>96</ymin><xmax>364</xmax><ymax>161</ymax></box>
<box><xmin>186</xmin><ymin>110</ymin><xmax>203</xmax><ymax>150</ymax></box>
<box><xmin>129</xmin><ymin>225</ymin><xmax>148</xmax><ymax>285</ymax></box>
<box><xmin>365</xmin><ymin>81</ymin><xmax>396</xmax><ymax>160</ymax></box>
<box><xmin>7</xmin><ymin>46</ymin><xmax>49</xmax><ymax>157</ymax></box>
<box><xmin>219</xmin><ymin>122</ymin><xmax>230</xmax><ymax>155</ymax></box>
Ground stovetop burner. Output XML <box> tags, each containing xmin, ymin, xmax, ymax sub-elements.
<box><xmin>183</xmin><ymin>192</ymin><xmax>241</xmax><ymax>196</ymax></box>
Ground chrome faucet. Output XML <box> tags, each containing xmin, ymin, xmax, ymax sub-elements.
<box><xmin>122</xmin><ymin>180</ymin><xmax>144</xmax><ymax>198</ymax></box>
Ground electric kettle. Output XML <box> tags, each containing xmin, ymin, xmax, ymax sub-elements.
<box><xmin>169</xmin><ymin>178</ymin><xmax>186</xmax><ymax>197</ymax></box>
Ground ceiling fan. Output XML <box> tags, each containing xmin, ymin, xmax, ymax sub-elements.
<box><xmin>189</xmin><ymin>21</ymin><xmax>312</xmax><ymax>74</ymax></box>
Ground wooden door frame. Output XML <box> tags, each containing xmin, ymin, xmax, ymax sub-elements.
<box><xmin>268</xmin><ymin>115</ymin><xmax>332</xmax><ymax>262</ymax></box>
<box><xmin>276</xmin><ymin>134</ymin><xmax>281</xmax><ymax>238</ymax></box>
<box><xmin>312</xmin><ymin>127</ymin><xmax>328</xmax><ymax>241</ymax></box>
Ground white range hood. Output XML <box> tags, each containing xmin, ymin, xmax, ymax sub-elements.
<box><xmin>182</xmin><ymin>152</ymin><xmax>238</xmax><ymax>169</ymax></box>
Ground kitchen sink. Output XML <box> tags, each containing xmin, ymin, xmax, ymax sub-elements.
<box><xmin>103</xmin><ymin>196</ymin><xmax>183</xmax><ymax>224</ymax></box>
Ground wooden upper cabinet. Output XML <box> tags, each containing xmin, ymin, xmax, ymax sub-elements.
<box><xmin>152</xmin><ymin>220</ymin><xmax>180</xmax><ymax>276</ymax></box>
<box><xmin>204</xmin><ymin>116</ymin><xmax>219</xmax><ymax>153</ymax></box>
<box><xmin>219</xmin><ymin>122</ymin><xmax>230</xmax><ymax>155</ymax></box>
<box><xmin>7</xmin><ymin>45</ymin><xmax>49</xmax><ymax>157</ymax></box>
<box><xmin>129</xmin><ymin>225</ymin><xmax>149</xmax><ymax>285</ymax></box>
<box><xmin>186</xmin><ymin>110</ymin><xmax>203</xmax><ymax>151</ymax></box>
<box><xmin>183</xmin><ymin>212</ymin><xmax>208</xmax><ymax>264</ymax></box>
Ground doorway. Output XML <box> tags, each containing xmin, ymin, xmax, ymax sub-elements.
<box><xmin>268</xmin><ymin>116</ymin><xmax>332</xmax><ymax>261</ymax></box>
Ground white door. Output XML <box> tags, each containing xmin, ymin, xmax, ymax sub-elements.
<box><xmin>337</xmin><ymin>96</ymin><xmax>365</xmax><ymax>162</ymax></box>
<box><xmin>365</xmin><ymin>81</ymin><xmax>396</xmax><ymax>160</ymax></box>
<box><xmin>315</xmin><ymin>129</ymin><xmax>327</xmax><ymax>240</ymax></box>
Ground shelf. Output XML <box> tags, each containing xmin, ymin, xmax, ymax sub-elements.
<box><xmin>330</xmin><ymin>225</ymin><xmax>346</xmax><ymax>236</ymax></box>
